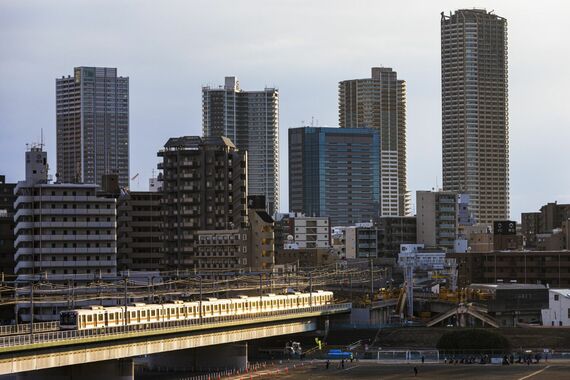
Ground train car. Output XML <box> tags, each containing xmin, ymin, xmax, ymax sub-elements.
<box><xmin>59</xmin><ymin>290</ymin><xmax>335</xmax><ymax>331</ymax></box>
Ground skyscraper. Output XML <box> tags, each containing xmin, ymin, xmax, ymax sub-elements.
<box><xmin>441</xmin><ymin>9</ymin><xmax>509</xmax><ymax>224</ymax></box>
<box><xmin>339</xmin><ymin>67</ymin><xmax>409</xmax><ymax>216</ymax></box>
<box><xmin>202</xmin><ymin>76</ymin><xmax>279</xmax><ymax>214</ymax></box>
<box><xmin>56</xmin><ymin>67</ymin><xmax>129</xmax><ymax>187</ymax></box>
<box><xmin>289</xmin><ymin>127</ymin><xmax>381</xmax><ymax>226</ymax></box>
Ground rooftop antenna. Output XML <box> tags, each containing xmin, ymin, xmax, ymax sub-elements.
<box><xmin>40</xmin><ymin>128</ymin><xmax>44</xmax><ymax>150</ymax></box>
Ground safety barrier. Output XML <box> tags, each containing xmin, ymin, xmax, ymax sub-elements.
<box><xmin>0</xmin><ymin>321</ymin><xmax>59</xmax><ymax>336</ymax></box>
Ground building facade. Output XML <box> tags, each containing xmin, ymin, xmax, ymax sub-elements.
<box><xmin>0</xmin><ymin>175</ymin><xmax>15</xmax><ymax>277</ymax></box>
<box><xmin>542</xmin><ymin>289</ymin><xmax>570</xmax><ymax>327</ymax></box>
<box><xmin>158</xmin><ymin>136</ymin><xmax>248</xmax><ymax>270</ymax></box>
<box><xmin>522</xmin><ymin>202</ymin><xmax>570</xmax><ymax>249</ymax></box>
<box><xmin>56</xmin><ymin>67</ymin><xmax>129</xmax><ymax>187</ymax></box>
<box><xmin>452</xmin><ymin>250</ymin><xmax>570</xmax><ymax>289</ymax></box>
<box><xmin>339</xmin><ymin>67</ymin><xmax>409</xmax><ymax>216</ymax></box>
<box><xmin>441</xmin><ymin>10</ymin><xmax>509</xmax><ymax>224</ymax></box>
<box><xmin>0</xmin><ymin>175</ymin><xmax>16</xmax><ymax>322</ymax></box>
<box><xmin>416</xmin><ymin>190</ymin><xmax>458</xmax><ymax>250</ymax></box>
<box><xmin>345</xmin><ymin>223</ymin><xmax>379</xmax><ymax>259</ymax></box>
<box><xmin>195</xmin><ymin>229</ymin><xmax>248</xmax><ymax>277</ymax></box>
<box><xmin>288</xmin><ymin>127</ymin><xmax>380</xmax><ymax>226</ymax></box>
<box><xmin>117</xmin><ymin>191</ymin><xmax>163</xmax><ymax>272</ymax></box>
<box><xmin>14</xmin><ymin>146</ymin><xmax>117</xmax><ymax>321</ymax></box>
<box><xmin>247</xmin><ymin>201</ymin><xmax>275</xmax><ymax>272</ymax></box>
<box><xmin>202</xmin><ymin>77</ymin><xmax>279</xmax><ymax>214</ymax></box>
<box><xmin>376</xmin><ymin>216</ymin><xmax>417</xmax><ymax>257</ymax></box>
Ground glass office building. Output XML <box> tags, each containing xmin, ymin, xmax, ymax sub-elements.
<box><xmin>288</xmin><ymin>127</ymin><xmax>380</xmax><ymax>226</ymax></box>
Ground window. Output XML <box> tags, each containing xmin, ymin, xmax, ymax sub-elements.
<box><xmin>555</xmin><ymin>295</ymin><xmax>560</xmax><ymax>301</ymax></box>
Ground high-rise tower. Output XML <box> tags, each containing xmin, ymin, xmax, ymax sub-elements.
<box><xmin>56</xmin><ymin>67</ymin><xmax>129</xmax><ymax>187</ymax></box>
<box><xmin>202</xmin><ymin>77</ymin><xmax>279</xmax><ymax>215</ymax></box>
<box><xmin>339</xmin><ymin>67</ymin><xmax>409</xmax><ymax>216</ymax></box>
<box><xmin>441</xmin><ymin>9</ymin><xmax>509</xmax><ymax>224</ymax></box>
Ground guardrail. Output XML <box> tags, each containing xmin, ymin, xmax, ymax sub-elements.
<box><xmin>0</xmin><ymin>303</ymin><xmax>351</xmax><ymax>350</ymax></box>
<box><xmin>0</xmin><ymin>321</ymin><xmax>59</xmax><ymax>336</ymax></box>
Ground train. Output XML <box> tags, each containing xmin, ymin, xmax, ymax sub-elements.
<box><xmin>59</xmin><ymin>290</ymin><xmax>334</xmax><ymax>330</ymax></box>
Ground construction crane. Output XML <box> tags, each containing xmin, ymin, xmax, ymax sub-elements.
<box><xmin>131</xmin><ymin>173</ymin><xmax>140</xmax><ymax>187</ymax></box>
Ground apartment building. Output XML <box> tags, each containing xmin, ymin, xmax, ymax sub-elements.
<box><xmin>56</xmin><ymin>67</ymin><xmax>129</xmax><ymax>187</ymax></box>
<box><xmin>441</xmin><ymin>10</ymin><xmax>510</xmax><ymax>224</ymax></box>
<box><xmin>339</xmin><ymin>67</ymin><xmax>409</xmax><ymax>216</ymax></box>
<box><xmin>158</xmin><ymin>136</ymin><xmax>248</xmax><ymax>270</ymax></box>
<box><xmin>203</xmin><ymin>77</ymin><xmax>279</xmax><ymax>214</ymax></box>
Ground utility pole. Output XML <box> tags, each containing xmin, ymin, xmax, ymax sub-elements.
<box><xmin>309</xmin><ymin>272</ymin><xmax>313</xmax><ymax>307</ymax></box>
<box><xmin>370</xmin><ymin>258</ymin><xmax>374</xmax><ymax>302</ymax></box>
<box><xmin>199</xmin><ymin>275</ymin><xmax>203</xmax><ymax>324</ymax></box>
<box><xmin>259</xmin><ymin>273</ymin><xmax>263</xmax><ymax>305</ymax></box>
<box><xmin>349</xmin><ymin>273</ymin><xmax>353</xmax><ymax>301</ymax></box>
<box><xmin>30</xmin><ymin>281</ymin><xmax>34</xmax><ymax>340</ymax></box>
<box><xmin>123</xmin><ymin>277</ymin><xmax>128</xmax><ymax>328</ymax></box>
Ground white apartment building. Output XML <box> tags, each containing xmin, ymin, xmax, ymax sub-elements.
<box><xmin>292</xmin><ymin>215</ymin><xmax>330</xmax><ymax>249</ymax></box>
<box><xmin>14</xmin><ymin>146</ymin><xmax>117</xmax><ymax>321</ymax></box>
<box><xmin>541</xmin><ymin>289</ymin><xmax>570</xmax><ymax>327</ymax></box>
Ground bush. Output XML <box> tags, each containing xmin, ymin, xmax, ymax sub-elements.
<box><xmin>436</xmin><ymin>329</ymin><xmax>511</xmax><ymax>353</ymax></box>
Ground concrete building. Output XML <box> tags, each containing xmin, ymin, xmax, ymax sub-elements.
<box><xmin>467</xmin><ymin>284</ymin><xmax>548</xmax><ymax>327</ymax></box>
<box><xmin>521</xmin><ymin>212</ymin><xmax>542</xmax><ymax>249</ymax></box>
<box><xmin>117</xmin><ymin>191</ymin><xmax>162</xmax><ymax>272</ymax></box>
<box><xmin>56</xmin><ymin>67</ymin><xmax>129</xmax><ymax>187</ymax></box>
<box><xmin>522</xmin><ymin>202</ymin><xmax>570</xmax><ymax>249</ymax></box>
<box><xmin>157</xmin><ymin>136</ymin><xmax>248</xmax><ymax>270</ymax></box>
<box><xmin>0</xmin><ymin>175</ymin><xmax>15</xmax><ymax>277</ymax></box>
<box><xmin>452</xmin><ymin>250</ymin><xmax>570</xmax><ymax>289</ymax></box>
<box><xmin>202</xmin><ymin>77</ymin><xmax>279</xmax><ymax>215</ymax></box>
<box><xmin>345</xmin><ymin>222</ymin><xmax>379</xmax><ymax>259</ymax></box>
<box><xmin>416</xmin><ymin>190</ymin><xmax>458</xmax><ymax>251</ymax></box>
<box><xmin>274</xmin><ymin>213</ymin><xmax>330</xmax><ymax>250</ymax></box>
<box><xmin>288</xmin><ymin>127</ymin><xmax>380</xmax><ymax>226</ymax></box>
<box><xmin>441</xmin><ymin>10</ymin><xmax>509</xmax><ymax>224</ymax></box>
<box><xmin>376</xmin><ymin>216</ymin><xmax>417</xmax><ymax>258</ymax></box>
<box><xmin>195</xmin><ymin>229</ymin><xmax>248</xmax><ymax>277</ymax></box>
<box><xmin>339</xmin><ymin>67</ymin><xmax>409</xmax><ymax>216</ymax></box>
<box><xmin>275</xmin><ymin>248</ymin><xmax>337</xmax><ymax>269</ymax></box>
<box><xmin>14</xmin><ymin>145</ymin><xmax>117</xmax><ymax>321</ymax></box>
<box><xmin>542</xmin><ymin>289</ymin><xmax>570</xmax><ymax>327</ymax></box>
<box><xmin>0</xmin><ymin>175</ymin><xmax>16</xmax><ymax>322</ymax></box>
<box><xmin>247</xmin><ymin>198</ymin><xmax>275</xmax><ymax>272</ymax></box>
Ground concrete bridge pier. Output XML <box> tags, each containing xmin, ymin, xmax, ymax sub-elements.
<box><xmin>148</xmin><ymin>343</ymin><xmax>248</xmax><ymax>372</ymax></box>
<box><xmin>16</xmin><ymin>359</ymin><xmax>133</xmax><ymax>380</ymax></box>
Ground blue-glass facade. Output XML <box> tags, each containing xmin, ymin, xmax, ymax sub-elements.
<box><xmin>289</xmin><ymin>127</ymin><xmax>380</xmax><ymax>226</ymax></box>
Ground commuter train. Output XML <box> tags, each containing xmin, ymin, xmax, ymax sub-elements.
<box><xmin>59</xmin><ymin>291</ymin><xmax>334</xmax><ymax>331</ymax></box>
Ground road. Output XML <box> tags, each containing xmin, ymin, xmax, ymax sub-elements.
<box><xmin>251</xmin><ymin>362</ymin><xmax>570</xmax><ymax>380</ymax></box>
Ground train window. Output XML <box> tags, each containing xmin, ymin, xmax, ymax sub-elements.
<box><xmin>109</xmin><ymin>313</ymin><xmax>114</xmax><ymax>320</ymax></box>
<box><xmin>131</xmin><ymin>312</ymin><xmax>136</xmax><ymax>317</ymax></box>
<box><xmin>179</xmin><ymin>307</ymin><xmax>184</xmax><ymax>313</ymax></box>
<box><xmin>151</xmin><ymin>310</ymin><xmax>155</xmax><ymax>316</ymax></box>
<box><xmin>87</xmin><ymin>315</ymin><xmax>93</xmax><ymax>322</ymax></box>
<box><xmin>142</xmin><ymin>311</ymin><xmax>146</xmax><ymax>317</ymax></box>
<box><xmin>98</xmin><ymin>314</ymin><xmax>104</xmax><ymax>321</ymax></box>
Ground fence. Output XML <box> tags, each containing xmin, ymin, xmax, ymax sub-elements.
<box><xmin>0</xmin><ymin>303</ymin><xmax>351</xmax><ymax>349</ymax></box>
<box><xmin>0</xmin><ymin>321</ymin><xmax>59</xmax><ymax>336</ymax></box>
<box><xmin>361</xmin><ymin>350</ymin><xmax>440</xmax><ymax>363</ymax></box>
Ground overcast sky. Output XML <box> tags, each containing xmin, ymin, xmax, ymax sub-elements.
<box><xmin>1</xmin><ymin>0</ymin><xmax>569</xmax><ymax>221</ymax></box>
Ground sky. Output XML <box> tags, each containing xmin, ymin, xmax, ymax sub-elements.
<box><xmin>1</xmin><ymin>0</ymin><xmax>569</xmax><ymax>222</ymax></box>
